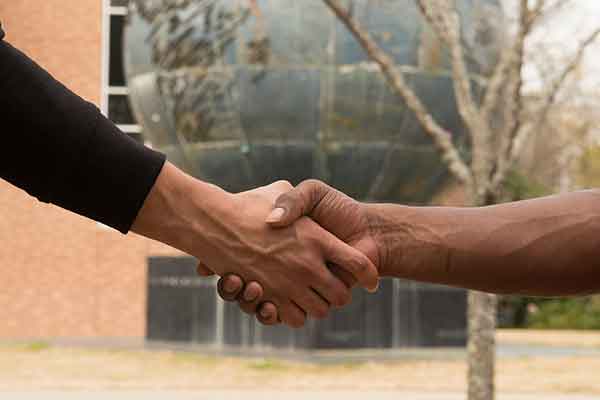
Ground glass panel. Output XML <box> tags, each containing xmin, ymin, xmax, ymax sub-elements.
<box><xmin>108</xmin><ymin>94</ymin><xmax>135</xmax><ymax>125</ymax></box>
<box><xmin>109</xmin><ymin>15</ymin><xmax>126</xmax><ymax>86</ymax></box>
<box><xmin>123</xmin><ymin>0</ymin><xmax>500</xmax><ymax>202</ymax></box>
<box><xmin>110</xmin><ymin>0</ymin><xmax>129</xmax><ymax>7</ymax></box>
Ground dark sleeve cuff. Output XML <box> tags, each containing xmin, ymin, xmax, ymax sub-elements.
<box><xmin>54</xmin><ymin>110</ymin><xmax>167</xmax><ymax>234</ymax></box>
<box><xmin>0</xmin><ymin>36</ymin><xmax>166</xmax><ymax>234</ymax></box>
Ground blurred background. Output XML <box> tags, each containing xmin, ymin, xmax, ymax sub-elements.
<box><xmin>1</xmin><ymin>0</ymin><xmax>600</xmax><ymax>399</ymax></box>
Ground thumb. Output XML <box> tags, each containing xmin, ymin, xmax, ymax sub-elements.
<box><xmin>266</xmin><ymin>179</ymin><xmax>330</xmax><ymax>227</ymax></box>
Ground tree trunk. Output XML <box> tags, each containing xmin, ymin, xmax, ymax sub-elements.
<box><xmin>467</xmin><ymin>290</ymin><xmax>497</xmax><ymax>400</ymax></box>
<box><xmin>467</xmin><ymin>192</ymin><xmax>498</xmax><ymax>400</ymax></box>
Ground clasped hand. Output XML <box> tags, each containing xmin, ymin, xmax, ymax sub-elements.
<box><xmin>198</xmin><ymin>180</ymin><xmax>381</xmax><ymax>328</ymax></box>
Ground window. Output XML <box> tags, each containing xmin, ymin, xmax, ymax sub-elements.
<box><xmin>101</xmin><ymin>0</ymin><xmax>143</xmax><ymax>143</ymax></box>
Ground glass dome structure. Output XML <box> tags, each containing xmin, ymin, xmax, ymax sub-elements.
<box><xmin>125</xmin><ymin>0</ymin><xmax>503</xmax><ymax>349</ymax></box>
<box><xmin>124</xmin><ymin>0</ymin><xmax>502</xmax><ymax>204</ymax></box>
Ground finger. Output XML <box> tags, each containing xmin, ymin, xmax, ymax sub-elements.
<box><xmin>312</xmin><ymin>280</ymin><xmax>351</xmax><ymax>309</ymax></box>
<box><xmin>279</xmin><ymin>300</ymin><xmax>307</xmax><ymax>328</ymax></box>
<box><xmin>309</xmin><ymin>263</ymin><xmax>352</xmax><ymax>308</ymax></box>
<box><xmin>256</xmin><ymin>302</ymin><xmax>279</xmax><ymax>326</ymax></box>
<box><xmin>217</xmin><ymin>274</ymin><xmax>245</xmax><ymax>302</ymax></box>
<box><xmin>321</xmin><ymin>232</ymin><xmax>379</xmax><ymax>293</ymax></box>
<box><xmin>237</xmin><ymin>282</ymin><xmax>264</xmax><ymax>315</ymax></box>
<box><xmin>266</xmin><ymin>179</ymin><xmax>331</xmax><ymax>227</ymax></box>
<box><xmin>196</xmin><ymin>262</ymin><xmax>215</xmax><ymax>277</ymax></box>
<box><xmin>243</xmin><ymin>281</ymin><xmax>264</xmax><ymax>303</ymax></box>
<box><xmin>268</xmin><ymin>180</ymin><xmax>294</xmax><ymax>192</ymax></box>
<box><xmin>329</xmin><ymin>263</ymin><xmax>357</xmax><ymax>289</ymax></box>
<box><xmin>292</xmin><ymin>287</ymin><xmax>330</xmax><ymax>320</ymax></box>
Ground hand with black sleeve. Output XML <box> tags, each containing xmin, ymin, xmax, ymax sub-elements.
<box><xmin>0</xmin><ymin>26</ymin><xmax>379</xmax><ymax>328</ymax></box>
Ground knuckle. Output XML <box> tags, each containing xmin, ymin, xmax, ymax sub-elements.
<box><xmin>353</xmin><ymin>257</ymin><xmax>368</xmax><ymax>275</ymax></box>
<box><xmin>273</xmin><ymin>180</ymin><xmax>293</xmax><ymax>191</ymax></box>
<box><xmin>302</xmin><ymin>179</ymin><xmax>323</xmax><ymax>189</ymax></box>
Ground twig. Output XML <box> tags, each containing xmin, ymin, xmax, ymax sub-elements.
<box><xmin>322</xmin><ymin>0</ymin><xmax>472</xmax><ymax>184</ymax></box>
<box><xmin>492</xmin><ymin>27</ymin><xmax>600</xmax><ymax>187</ymax></box>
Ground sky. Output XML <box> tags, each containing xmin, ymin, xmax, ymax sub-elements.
<box><xmin>510</xmin><ymin>0</ymin><xmax>600</xmax><ymax>94</ymax></box>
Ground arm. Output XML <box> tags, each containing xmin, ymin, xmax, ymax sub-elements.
<box><xmin>368</xmin><ymin>190</ymin><xmax>600</xmax><ymax>296</ymax></box>
<box><xmin>0</xmin><ymin>29</ymin><xmax>167</xmax><ymax>233</ymax></box>
<box><xmin>131</xmin><ymin>165</ymin><xmax>380</xmax><ymax>327</ymax></box>
<box><xmin>268</xmin><ymin>181</ymin><xmax>600</xmax><ymax>297</ymax></box>
<box><xmin>0</xmin><ymin>30</ymin><xmax>378</xmax><ymax>326</ymax></box>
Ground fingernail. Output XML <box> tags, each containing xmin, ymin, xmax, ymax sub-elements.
<box><xmin>368</xmin><ymin>279</ymin><xmax>380</xmax><ymax>294</ymax></box>
<box><xmin>260</xmin><ymin>307</ymin><xmax>271</xmax><ymax>318</ymax></box>
<box><xmin>224</xmin><ymin>279</ymin><xmax>239</xmax><ymax>293</ymax></box>
<box><xmin>265</xmin><ymin>207</ymin><xmax>285</xmax><ymax>223</ymax></box>
<box><xmin>244</xmin><ymin>290</ymin><xmax>257</xmax><ymax>302</ymax></box>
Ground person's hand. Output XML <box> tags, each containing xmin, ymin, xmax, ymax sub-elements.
<box><xmin>132</xmin><ymin>164</ymin><xmax>378</xmax><ymax>328</ymax></box>
<box><xmin>268</xmin><ymin>180</ymin><xmax>381</xmax><ymax>266</ymax></box>
<box><xmin>192</xmin><ymin>180</ymin><xmax>379</xmax><ymax>327</ymax></box>
<box><xmin>198</xmin><ymin>180</ymin><xmax>378</xmax><ymax>327</ymax></box>
<box><xmin>209</xmin><ymin>179</ymin><xmax>383</xmax><ymax>325</ymax></box>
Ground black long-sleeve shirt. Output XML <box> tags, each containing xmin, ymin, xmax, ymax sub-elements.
<box><xmin>0</xmin><ymin>25</ymin><xmax>166</xmax><ymax>233</ymax></box>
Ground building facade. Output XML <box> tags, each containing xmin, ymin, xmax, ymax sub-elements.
<box><xmin>0</xmin><ymin>0</ymin><xmax>180</xmax><ymax>339</ymax></box>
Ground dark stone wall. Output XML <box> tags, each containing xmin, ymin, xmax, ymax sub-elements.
<box><xmin>147</xmin><ymin>257</ymin><xmax>467</xmax><ymax>348</ymax></box>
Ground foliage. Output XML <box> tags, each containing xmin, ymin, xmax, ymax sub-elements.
<box><xmin>577</xmin><ymin>145</ymin><xmax>600</xmax><ymax>189</ymax></box>
<box><xmin>526</xmin><ymin>297</ymin><xmax>600</xmax><ymax>330</ymax></box>
<box><xmin>499</xmin><ymin>296</ymin><xmax>600</xmax><ymax>330</ymax></box>
<box><xmin>501</xmin><ymin>169</ymin><xmax>551</xmax><ymax>202</ymax></box>
<box><xmin>24</xmin><ymin>341</ymin><xmax>51</xmax><ymax>352</ymax></box>
<box><xmin>248</xmin><ymin>358</ymin><xmax>288</xmax><ymax>371</ymax></box>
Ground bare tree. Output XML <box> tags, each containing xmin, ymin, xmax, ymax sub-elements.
<box><xmin>320</xmin><ymin>1</ymin><xmax>600</xmax><ymax>399</ymax></box>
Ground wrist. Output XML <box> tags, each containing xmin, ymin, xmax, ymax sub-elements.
<box><xmin>364</xmin><ymin>203</ymin><xmax>447</xmax><ymax>280</ymax></box>
<box><xmin>364</xmin><ymin>203</ymin><xmax>399</xmax><ymax>277</ymax></box>
<box><xmin>131</xmin><ymin>162</ymin><xmax>233</xmax><ymax>256</ymax></box>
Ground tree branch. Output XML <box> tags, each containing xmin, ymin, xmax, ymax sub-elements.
<box><xmin>492</xmin><ymin>27</ymin><xmax>600</xmax><ymax>187</ymax></box>
<box><xmin>418</xmin><ymin>0</ymin><xmax>497</xmax><ymax>193</ymax></box>
<box><xmin>533</xmin><ymin>27</ymin><xmax>600</xmax><ymax>133</ymax></box>
<box><xmin>322</xmin><ymin>0</ymin><xmax>472</xmax><ymax>185</ymax></box>
<box><xmin>416</xmin><ymin>1</ymin><xmax>483</xmax><ymax>137</ymax></box>
<box><xmin>528</xmin><ymin>0</ymin><xmax>573</xmax><ymax>29</ymax></box>
<box><xmin>500</xmin><ymin>1</ymin><xmax>528</xmax><ymax>149</ymax></box>
<box><xmin>481</xmin><ymin>0</ymin><xmax>528</xmax><ymax>123</ymax></box>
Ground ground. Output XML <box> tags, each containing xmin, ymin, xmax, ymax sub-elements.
<box><xmin>1</xmin><ymin>330</ymin><xmax>599</xmax><ymax>396</ymax></box>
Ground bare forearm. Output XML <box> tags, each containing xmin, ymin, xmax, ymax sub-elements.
<box><xmin>369</xmin><ymin>190</ymin><xmax>600</xmax><ymax>296</ymax></box>
<box><xmin>130</xmin><ymin>161</ymin><xmax>231</xmax><ymax>257</ymax></box>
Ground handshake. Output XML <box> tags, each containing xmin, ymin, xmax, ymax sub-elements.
<box><xmin>133</xmin><ymin>161</ymin><xmax>600</xmax><ymax>328</ymax></box>
<box><xmin>132</xmin><ymin>162</ymin><xmax>388</xmax><ymax>328</ymax></box>
<box><xmin>196</xmin><ymin>179</ymin><xmax>383</xmax><ymax>328</ymax></box>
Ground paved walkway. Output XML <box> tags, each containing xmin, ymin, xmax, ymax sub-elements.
<box><xmin>2</xmin><ymin>392</ymin><xmax>597</xmax><ymax>400</ymax></box>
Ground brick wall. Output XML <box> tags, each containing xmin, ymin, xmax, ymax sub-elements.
<box><xmin>0</xmin><ymin>0</ymin><xmax>179</xmax><ymax>339</ymax></box>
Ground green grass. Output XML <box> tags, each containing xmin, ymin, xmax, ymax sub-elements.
<box><xmin>23</xmin><ymin>341</ymin><xmax>51</xmax><ymax>352</ymax></box>
<box><xmin>247</xmin><ymin>358</ymin><xmax>288</xmax><ymax>371</ymax></box>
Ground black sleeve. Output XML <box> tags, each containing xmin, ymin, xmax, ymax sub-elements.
<box><xmin>0</xmin><ymin>25</ymin><xmax>167</xmax><ymax>233</ymax></box>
